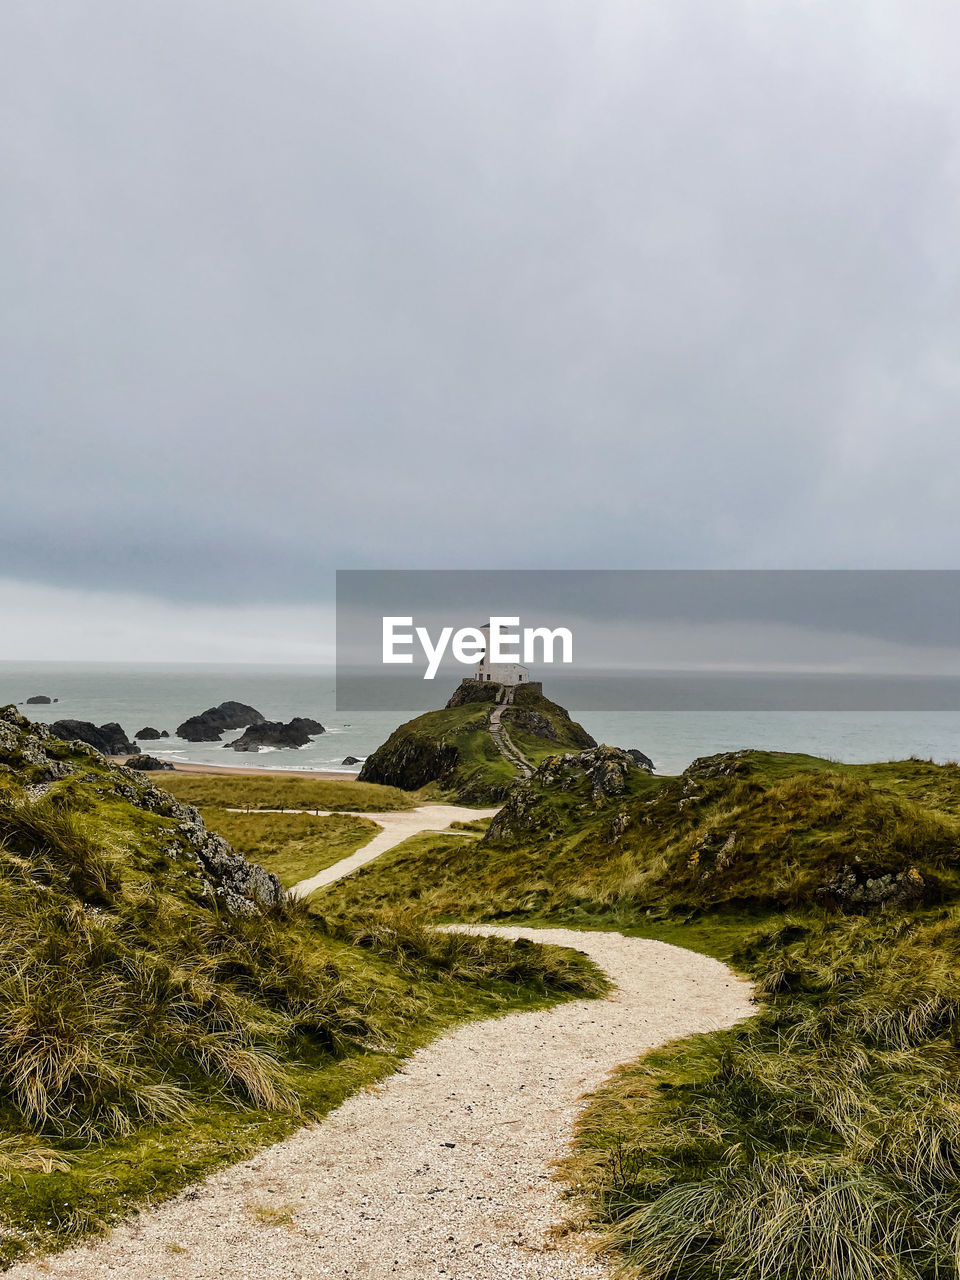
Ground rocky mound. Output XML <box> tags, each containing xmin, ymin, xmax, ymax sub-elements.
<box><xmin>176</xmin><ymin>701</ymin><xmax>264</xmax><ymax>742</ymax></box>
<box><xmin>126</xmin><ymin>754</ymin><xmax>175</xmax><ymax>771</ymax></box>
<box><xmin>1</xmin><ymin>706</ymin><xmax>281</xmax><ymax>913</ymax></box>
<box><xmin>136</xmin><ymin>726</ymin><xmax>168</xmax><ymax>740</ymax></box>
<box><xmin>25</xmin><ymin>695</ymin><xmax>52</xmax><ymax>705</ymax></box>
<box><xmin>50</xmin><ymin>719</ymin><xmax>136</xmax><ymax>755</ymax></box>
<box><xmin>484</xmin><ymin>745</ymin><xmax>648</xmax><ymax>843</ymax></box>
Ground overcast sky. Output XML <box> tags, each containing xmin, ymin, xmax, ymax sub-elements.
<box><xmin>3</xmin><ymin>1</ymin><xmax>960</xmax><ymax>660</ymax></box>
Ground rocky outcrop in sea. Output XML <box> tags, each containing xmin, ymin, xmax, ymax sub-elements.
<box><xmin>176</xmin><ymin>702</ymin><xmax>265</xmax><ymax>742</ymax></box>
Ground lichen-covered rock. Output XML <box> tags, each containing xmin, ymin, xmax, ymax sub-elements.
<box><xmin>360</xmin><ymin>732</ymin><xmax>461</xmax><ymax>791</ymax></box>
<box><xmin>484</xmin><ymin>746</ymin><xmax>644</xmax><ymax>844</ymax></box>
<box><xmin>817</xmin><ymin>865</ymin><xmax>926</xmax><ymax>911</ymax></box>
<box><xmin>531</xmin><ymin>745</ymin><xmax>638</xmax><ymax>799</ymax></box>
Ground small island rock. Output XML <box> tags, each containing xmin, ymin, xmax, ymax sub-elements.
<box><xmin>225</xmin><ymin>718</ymin><xmax>323</xmax><ymax>751</ymax></box>
<box><xmin>176</xmin><ymin>702</ymin><xmax>265</xmax><ymax>742</ymax></box>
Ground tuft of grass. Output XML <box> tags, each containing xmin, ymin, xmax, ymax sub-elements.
<box><xmin>245</xmin><ymin>1200</ymin><xmax>297</xmax><ymax>1228</ymax></box>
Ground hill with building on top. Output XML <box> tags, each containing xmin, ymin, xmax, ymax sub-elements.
<box><xmin>358</xmin><ymin>678</ymin><xmax>598</xmax><ymax>801</ymax></box>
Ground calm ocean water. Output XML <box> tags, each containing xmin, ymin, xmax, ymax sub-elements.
<box><xmin>2</xmin><ymin>662</ymin><xmax>960</xmax><ymax>777</ymax></box>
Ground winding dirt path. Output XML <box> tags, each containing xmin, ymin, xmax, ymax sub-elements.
<box><xmin>257</xmin><ymin>804</ymin><xmax>500</xmax><ymax>897</ymax></box>
<box><xmin>7</xmin><ymin>926</ymin><xmax>752</xmax><ymax>1280</ymax></box>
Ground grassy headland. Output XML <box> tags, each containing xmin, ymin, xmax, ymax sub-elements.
<box><xmin>357</xmin><ymin>679</ymin><xmax>596</xmax><ymax>801</ymax></box>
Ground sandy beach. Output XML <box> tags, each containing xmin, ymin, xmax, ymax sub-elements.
<box><xmin>111</xmin><ymin>757</ymin><xmax>360</xmax><ymax>782</ymax></box>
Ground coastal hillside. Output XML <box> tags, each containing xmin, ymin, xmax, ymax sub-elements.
<box><xmin>0</xmin><ymin>708</ymin><xmax>604</xmax><ymax>1265</ymax></box>
<box><xmin>334</xmin><ymin>748</ymin><xmax>960</xmax><ymax>922</ymax></box>
<box><xmin>326</xmin><ymin>747</ymin><xmax>960</xmax><ymax>1280</ymax></box>
<box><xmin>358</xmin><ymin>679</ymin><xmax>597</xmax><ymax>802</ymax></box>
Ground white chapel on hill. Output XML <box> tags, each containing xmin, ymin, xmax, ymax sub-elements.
<box><xmin>474</xmin><ymin>623</ymin><xmax>530</xmax><ymax>686</ymax></box>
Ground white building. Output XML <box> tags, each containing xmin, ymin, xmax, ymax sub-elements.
<box><xmin>474</xmin><ymin>623</ymin><xmax>530</xmax><ymax>686</ymax></box>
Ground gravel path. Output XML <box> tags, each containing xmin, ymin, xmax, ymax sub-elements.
<box><xmin>279</xmin><ymin>804</ymin><xmax>501</xmax><ymax>897</ymax></box>
<box><xmin>8</xmin><ymin>926</ymin><xmax>753</xmax><ymax>1280</ymax></box>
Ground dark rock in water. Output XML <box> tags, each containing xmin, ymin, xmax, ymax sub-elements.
<box><xmin>626</xmin><ymin>748</ymin><xmax>655</xmax><ymax>773</ymax></box>
<box><xmin>341</xmin><ymin>755</ymin><xmax>361</xmax><ymax>766</ymax></box>
<box><xmin>126</xmin><ymin>754</ymin><xmax>174</xmax><ymax>771</ymax></box>
<box><xmin>288</xmin><ymin>716</ymin><xmax>325</xmax><ymax>736</ymax></box>
<box><xmin>26</xmin><ymin>695</ymin><xmax>51</xmax><ymax>705</ymax></box>
<box><xmin>50</xmin><ymin>719</ymin><xmax>136</xmax><ymax>756</ymax></box>
<box><xmin>176</xmin><ymin>701</ymin><xmax>264</xmax><ymax>742</ymax></box>
<box><xmin>225</xmin><ymin>719</ymin><xmax>317</xmax><ymax>751</ymax></box>
<box><xmin>136</xmin><ymin>726</ymin><xmax>163</xmax><ymax>741</ymax></box>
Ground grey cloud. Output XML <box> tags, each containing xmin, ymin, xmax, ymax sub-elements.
<box><xmin>3</xmin><ymin>1</ymin><xmax>960</xmax><ymax>604</ymax></box>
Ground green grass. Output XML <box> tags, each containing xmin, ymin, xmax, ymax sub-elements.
<box><xmin>564</xmin><ymin>907</ymin><xmax>960</xmax><ymax>1280</ymax></box>
<box><xmin>153</xmin><ymin>772</ymin><xmax>415</xmax><ymax>813</ymax></box>
<box><xmin>329</xmin><ymin>750</ymin><xmax>960</xmax><ymax>924</ymax></box>
<box><xmin>196</xmin><ymin>809</ymin><xmax>380</xmax><ymax>889</ymax></box>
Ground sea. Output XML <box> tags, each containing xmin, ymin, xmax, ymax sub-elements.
<box><xmin>3</xmin><ymin>662</ymin><xmax>960</xmax><ymax>777</ymax></box>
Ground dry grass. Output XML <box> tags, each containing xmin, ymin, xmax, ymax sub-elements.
<box><xmin>153</xmin><ymin>772</ymin><xmax>414</xmax><ymax>813</ymax></box>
